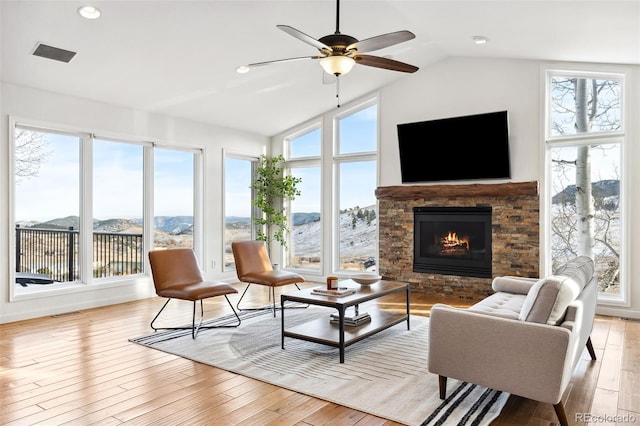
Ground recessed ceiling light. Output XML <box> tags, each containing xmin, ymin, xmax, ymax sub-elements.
<box><xmin>472</xmin><ymin>36</ymin><xmax>488</xmax><ymax>45</ymax></box>
<box><xmin>78</xmin><ymin>6</ymin><xmax>101</xmax><ymax>19</ymax></box>
<box><xmin>236</xmin><ymin>65</ymin><xmax>250</xmax><ymax>74</ymax></box>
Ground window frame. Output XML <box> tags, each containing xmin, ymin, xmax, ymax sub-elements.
<box><xmin>9</xmin><ymin>117</ymin><xmax>204</xmax><ymax>301</ymax></box>
<box><xmin>11</xmin><ymin>123</ymin><xmax>87</xmax><ymax>288</ymax></box>
<box><xmin>281</xmin><ymin>122</ymin><xmax>323</xmax><ymax>273</ymax></box>
<box><xmin>152</xmin><ymin>144</ymin><xmax>204</xmax><ymax>256</ymax></box>
<box><xmin>278</xmin><ymin>95</ymin><xmax>380</xmax><ymax>278</ymax></box>
<box><xmin>222</xmin><ymin>151</ymin><xmax>259</xmax><ymax>272</ymax></box>
<box><xmin>542</xmin><ymin>65</ymin><xmax>630</xmax><ymax>307</ymax></box>
<box><xmin>332</xmin><ymin>100</ymin><xmax>379</xmax><ymax>274</ymax></box>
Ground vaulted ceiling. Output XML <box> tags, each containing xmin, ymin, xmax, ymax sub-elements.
<box><xmin>2</xmin><ymin>1</ymin><xmax>639</xmax><ymax>136</ymax></box>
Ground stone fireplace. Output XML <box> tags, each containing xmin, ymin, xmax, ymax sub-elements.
<box><xmin>376</xmin><ymin>182</ymin><xmax>540</xmax><ymax>300</ymax></box>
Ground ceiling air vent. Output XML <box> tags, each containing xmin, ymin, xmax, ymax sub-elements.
<box><xmin>32</xmin><ymin>43</ymin><xmax>77</xmax><ymax>63</ymax></box>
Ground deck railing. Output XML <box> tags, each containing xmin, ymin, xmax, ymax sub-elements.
<box><xmin>15</xmin><ymin>225</ymin><xmax>143</xmax><ymax>282</ymax></box>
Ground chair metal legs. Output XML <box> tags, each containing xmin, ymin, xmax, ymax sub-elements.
<box><xmin>150</xmin><ymin>295</ymin><xmax>241</xmax><ymax>339</ymax></box>
<box><xmin>236</xmin><ymin>283</ymin><xmax>307</xmax><ymax>317</ymax></box>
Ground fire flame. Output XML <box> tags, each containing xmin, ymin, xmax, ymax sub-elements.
<box><xmin>440</xmin><ymin>231</ymin><xmax>470</xmax><ymax>255</ymax></box>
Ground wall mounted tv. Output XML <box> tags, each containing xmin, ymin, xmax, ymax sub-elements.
<box><xmin>397</xmin><ymin>110</ymin><xmax>511</xmax><ymax>183</ymax></box>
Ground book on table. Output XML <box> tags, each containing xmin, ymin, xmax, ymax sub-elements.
<box><xmin>311</xmin><ymin>287</ymin><xmax>356</xmax><ymax>297</ymax></box>
<box><xmin>329</xmin><ymin>311</ymin><xmax>371</xmax><ymax>326</ymax></box>
<box><xmin>330</xmin><ymin>312</ymin><xmax>370</xmax><ymax>321</ymax></box>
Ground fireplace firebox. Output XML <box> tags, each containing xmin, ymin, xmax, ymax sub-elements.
<box><xmin>413</xmin><ymin>206</ymin><xmax>492</xmax><ymax>278</ymax></box>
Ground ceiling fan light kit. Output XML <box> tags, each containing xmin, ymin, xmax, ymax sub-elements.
<box><xmin>320</xmin><ymin>55</ymin><xmax>356</xmax><ymax>76</ymax></box>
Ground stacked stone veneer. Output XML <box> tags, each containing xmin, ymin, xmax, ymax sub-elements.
<box><xmin>376</xmin><ymin>182</ymin><xmax>540</xmax><ymax>301</ymax></box>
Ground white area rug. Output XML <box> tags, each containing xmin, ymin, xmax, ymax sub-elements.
<box><xmin>130</xmin><ymin>308</ymin><xmax>509</xmax><ymax>426</ymax></box>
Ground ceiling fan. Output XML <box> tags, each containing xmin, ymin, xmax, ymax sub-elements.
<box><xmin>237</xmin><ymin>0</ymin><xmax>419</xmax><ymax>78</ymax></box>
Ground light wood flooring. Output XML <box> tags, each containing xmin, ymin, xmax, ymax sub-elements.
<box><xmin>1</xmin><ymin>282</ymin><xmax>639</xmax><ymax>426</ymax></box>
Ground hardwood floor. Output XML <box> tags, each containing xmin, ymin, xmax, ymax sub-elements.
<box><xmin>1</xmin><ymin>282</ymin><xmax>639</xmax><ymax>425</ymax></box>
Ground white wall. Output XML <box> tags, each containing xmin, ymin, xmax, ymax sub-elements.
<box><xmin>1</xmin><ymin>83</ymin><xmax>268</xmax><ymax>323</ymax></box>
<box><xmin>379</xmin><ymin>57</ymin><xmax>540</xmax><ymax>187</ymax></box>
<box><xmin>376</xmin><ymin>57</ymin><xmax>640</xmax><ymax>318</ymax></box>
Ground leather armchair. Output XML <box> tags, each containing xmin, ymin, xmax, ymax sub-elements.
<box><xmin>148</xmin><ymin>248</ymin><xmax>241</xmax><ymax>338</ymax></box>
<box><xmin>232</xmin><ymin>240</ymin><xmax>305</xmax><ymax>316</ymax></box>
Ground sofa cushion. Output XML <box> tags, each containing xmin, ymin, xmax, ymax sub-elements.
<box><xmin>470</xmin><ymin>292</ymin><xmax>527</xmax><ymax>320</ymax></box>
<box><xmin>519</xmin><ymin>256</ymin><xmax>595</xmax><ymax>325</ymax></box>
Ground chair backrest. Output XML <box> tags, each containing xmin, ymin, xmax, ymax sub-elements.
<box><xmin>148</xmin><ymin>248</ymin><xmax>203</xmax><ymax>292</ymax></box>
<box><xmin>231</xmin><ymin>241</ymin><xmax>273</xmax><ymax>278</ymax></box>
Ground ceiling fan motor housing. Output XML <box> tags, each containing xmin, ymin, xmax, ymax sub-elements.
<box><xmin>319</xmin><ymin>33</ymin><xmax>359</xmax><ymax>55</ymax></box>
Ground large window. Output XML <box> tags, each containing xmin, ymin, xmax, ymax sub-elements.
<box><xmin>281</xmin><ymin>99</ymin><xmax>379</xmax><ymax>276</ymax></box>
<box><xmin>287</xmin><ymin>126</ymin><xmax>322</xmax><ymax>271</ymax></box>
<box><xmin>11</xmin><ymin>122</ymin><xmax>202</xmax><ymax>296</ymax></box>
<box><xmin>223</xmin><ymin>155</ymin><xmax>256</xmax><ymax>271</ymax></box>
<box><xmin>336</xmin><ymin>103</ymin><xmax>378</xmax><ymax>272</ymax></box>
<box><xmin>154</xmin><ymin>148</ymin><xmax>197</xmax><ymax>251</ymax></box>
<box><xmin>545</xmin><ymin>70</ymin><xmax>626</xmax><ymax>302</ymax></box>
<box><xmin>14</xmin><ymin>127</ymin><xmax>82</xmax><ymax>285</ymax></box>
<box><xmin>285</xmin><ymin>127</ymin><xmax>322</xmax><ymax>271</ymax></box>
<box><xmin>337</xmin><ymin>160</ymin><xmax>377</xmax><ymax>271</ymax></box>
<box><xmin>93</xmin><ymin>139</ymin><xmax>144</xmax><ymax>278</ymax></box>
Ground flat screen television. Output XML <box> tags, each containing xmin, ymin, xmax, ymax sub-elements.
<box><xmin>397</xmin><ymin>110</ymin><xmax>511</xmax><ymax>183</ymax></box>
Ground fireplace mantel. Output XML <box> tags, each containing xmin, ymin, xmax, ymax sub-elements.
<box><xmin>375</xmin><ymin>181</ymin><xmax>538</xmax><ymax>200</ymax></box>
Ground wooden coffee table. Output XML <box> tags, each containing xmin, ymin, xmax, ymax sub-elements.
<box><xmin>280</xmin><ymin>280</ymin><xmax>410</xmax><ymax>363</ymax></box>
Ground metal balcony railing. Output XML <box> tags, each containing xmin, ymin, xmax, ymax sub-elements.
<box><xmin>15</xmin><ymin>225</ymin><xmax>143</xmax><ymax>282</ymax></box>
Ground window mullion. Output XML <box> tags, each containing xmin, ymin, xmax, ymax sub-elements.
<box><xmin>80</xmin><ymin>134</ymin><xmax>94</xmax><ymax>284</ymax></box>
<box><xmin>192</xmin><ymin>151</ymin><xmax>204</xmax><ymax>263</ymax></box>
<box><xmin>143</xmin><ymin>145</ymin><xmax>155</xmax><ymax>269</ymax></box>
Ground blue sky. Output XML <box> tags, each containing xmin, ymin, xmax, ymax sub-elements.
<box><xmin>16</xmin><ymin>104</ymin><xmax>378</xmax><ymax>221</ymax></box>
<box><xmin>15</xmin><ymin>133</ymin><xmax>194</xmax><ymax>222</ymax></box>
<box><xmin>15</xmin><ymin>132</ymin><xmax>80</xmax><ymax>222</ymax></box>
<box><xmin>225</xmin><ymin>104</ymin><xmax>378</xmax><ymax>217</ymax></box>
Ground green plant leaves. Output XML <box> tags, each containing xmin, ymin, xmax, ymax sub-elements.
<box><xmin>251</xmin><ymin>154</ymin><xmax>302</xmax><ymax>250</ymax></box>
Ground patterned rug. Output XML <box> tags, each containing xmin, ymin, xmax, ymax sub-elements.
<box><xmin>130</xmin><ymin>307</ymin><xmax>508</xmax><ymax>425</ymax></box>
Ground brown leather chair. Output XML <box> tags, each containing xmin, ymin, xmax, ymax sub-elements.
<box><xmin>231</xmin><ymin>240</ymin><xmax>305</xmax><ymax>316</ymax></box>
<box><xmin>148</xmin><ymin>248</ymin><xmax>241</xmax><ymax>338</ymax></box>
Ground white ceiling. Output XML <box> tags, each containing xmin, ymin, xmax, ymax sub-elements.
<box><xmin>2</xmin><ymin>1</ymin><xmax>639</xmax><ymax>137</ymax></box>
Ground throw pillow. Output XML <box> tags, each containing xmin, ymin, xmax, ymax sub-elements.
<box><xmin>519</xmin><ymin>256</ymin><xmax>594</xmax><ymax>325</ymax></box>
<box><xmin>518</xmin><ymin>275</ymin><xmax>582</xmax><ymax>325</ymax></box>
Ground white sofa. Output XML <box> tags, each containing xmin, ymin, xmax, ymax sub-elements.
<box><xmin>428</xmin><ymin>256</ymin><xmax>597</xmax><ymax>426</ymax></box>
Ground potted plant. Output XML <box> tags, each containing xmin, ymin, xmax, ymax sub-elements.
<box><xmin>251</xmin><ymin>154</ymin><xmax>302</xmax><ymax>253</ymax></box>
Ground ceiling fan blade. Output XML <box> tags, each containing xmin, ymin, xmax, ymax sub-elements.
<box><xmin>354</xmin><ymin>54</ymin><xmax>419</xmax><ymax>73</ymax></box>
<box><xmin>277</xmin><ymin>25</ymin><xmax>332</xmax><ymax>52</ymax></box>
<box><xmin>348</xmin><ymin>30</ymin><xmax>415</xmax><ymax>53</ymax></box>
<box><xmin>247</xmin><ymin>55</ymin><xmax>320</xmax><ymax>68</ymax></box>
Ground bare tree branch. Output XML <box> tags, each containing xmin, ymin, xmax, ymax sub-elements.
<box><xmin>14</xmin><ymin>129</ymin><xmax>51</xmax><ymax>184</ymax></box>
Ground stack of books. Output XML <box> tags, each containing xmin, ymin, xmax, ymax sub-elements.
<box><xmin>329</xmin><ymin>312</ymin><xmax>371</xmax><ymax>327</ymax></box>
<box><xmin>311</xmin><ymin>287</ymin><xmax>356</xmax><ymax>297</ymax></box>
